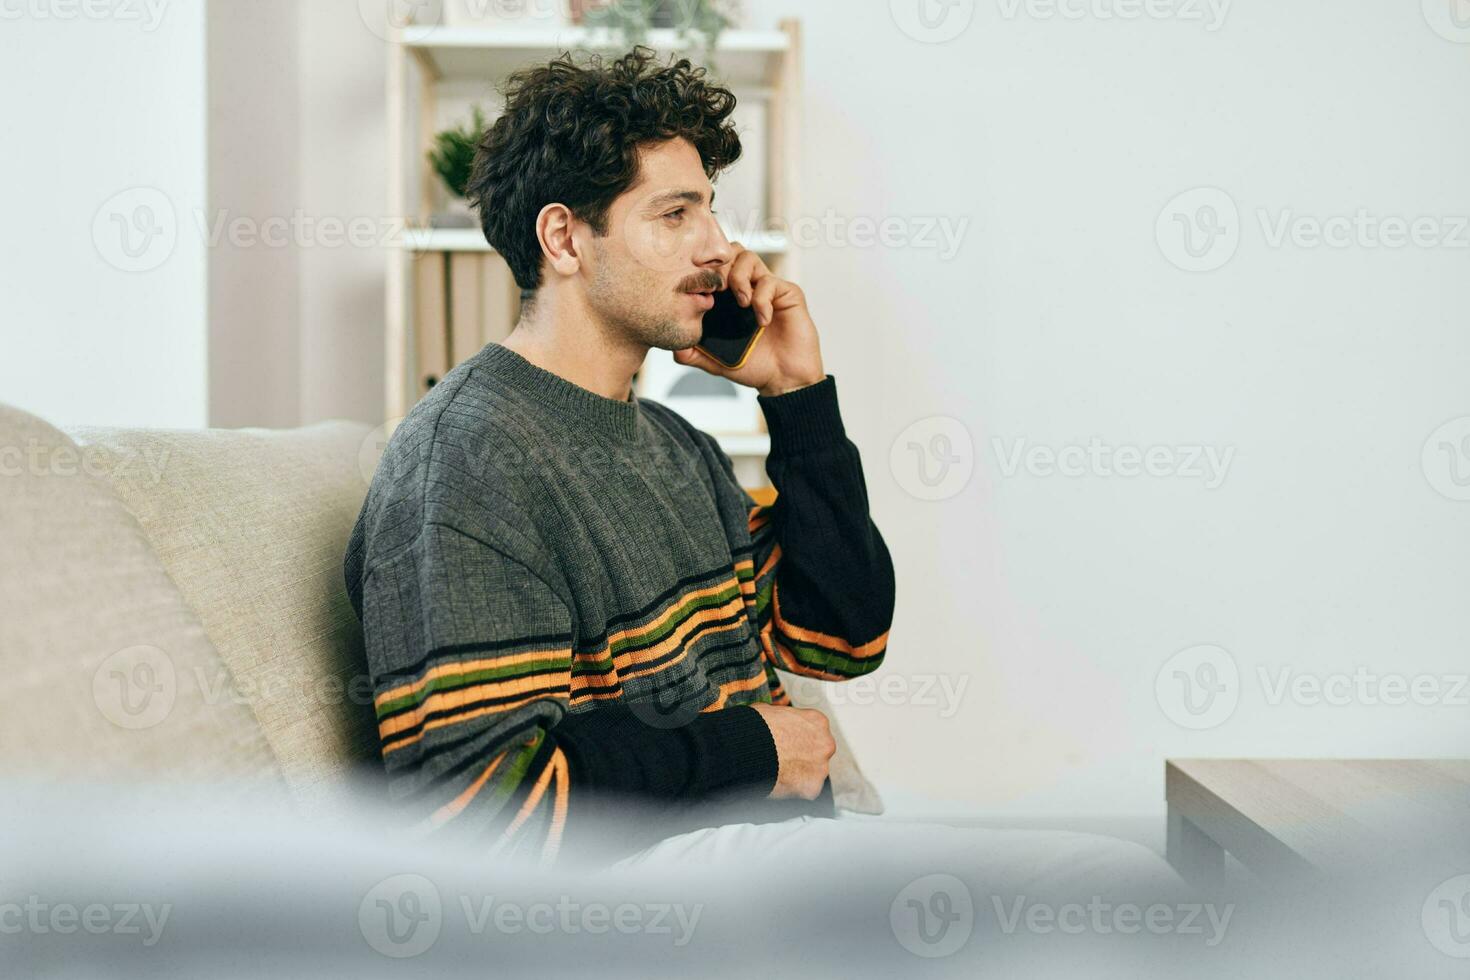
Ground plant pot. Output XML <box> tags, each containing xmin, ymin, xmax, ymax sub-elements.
<box><xmin>577</xmin><ymin>0</ymin><xmax>680</xmax><ymax>28</ymax></box>
<box><xmin>649</xmin><ymin>0</ymin><xmax>680</xmax><ymax>28</ymax></box>
<box><xmin>430</xmin><ymin>195</ymin><xmax>477</xmax><ymax>229</ymax></box>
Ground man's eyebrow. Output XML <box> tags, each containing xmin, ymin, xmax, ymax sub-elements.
<box><xmin>645</xmin><ymin>188</ymin><xmax>716</xmax><ymax>210</ymax></box>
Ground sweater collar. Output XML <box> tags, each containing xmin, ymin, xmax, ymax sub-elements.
<box><xmin>476</xmin><ymin>342</ymin><xmax>642</xmax><ymax>443</ymax></box>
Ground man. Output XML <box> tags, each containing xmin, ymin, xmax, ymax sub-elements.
<box><xmin>344</xmin><ymin>47</ymin><xmax>895</xmax><ymax>866</ymax></box>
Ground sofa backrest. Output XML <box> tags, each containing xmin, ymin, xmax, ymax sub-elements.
<box><xmin>67</xmin><ymin>416</ymin><xmax>383</xmax><ymax>815</ymax></box>
<box><xmin>10</xmin><ymin>400</ymin><xmax>883</xmax><ymax>817</ymax></box>
<box><xmin>0</xmin><ymin>404</ymin><xmax>280</xmax><ymax>790</ymax></box>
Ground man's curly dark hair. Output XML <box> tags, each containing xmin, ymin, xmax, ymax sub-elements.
<box><xmin>464</xmin><ymin>46</ymin><xmax>743</xmax><ymax>305</ymax></box>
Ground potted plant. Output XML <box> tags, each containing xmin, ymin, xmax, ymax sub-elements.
<box><xmin>427</xmin><ymin>104</ymin><xmax>488</xmax><ymax>228</ymax></box>
<box><xmin>578</xmin><ymin>0</ymin><xmax>740</xmax><ymax>67</ymax></box>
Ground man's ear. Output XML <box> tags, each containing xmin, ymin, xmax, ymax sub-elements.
<box><xmin>536</xmin><ymin>203</ymin><xmax>581</xmax><ymax>278</ymax></box>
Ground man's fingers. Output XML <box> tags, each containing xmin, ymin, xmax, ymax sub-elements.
<box><xmin>727</xmin><ymin>247</ymin><xmax>765</xmax><ymax>303</ymax></box>
<box><xmin>750</xmin><ymin>275</ymin><xmax>779</xmax><ymax>327</ymax></box>
<box><xmin>672</xmin><ymin>346</ymin><xmax>730</xmax><ymax>378</ymax></box>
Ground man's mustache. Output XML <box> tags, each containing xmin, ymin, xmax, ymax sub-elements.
<box><xmin>680</xmin><ymin>273</ymin><xmax>725</xmax><ymax>293</ymax></box>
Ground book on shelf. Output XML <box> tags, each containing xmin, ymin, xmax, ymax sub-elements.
<box><xmin>413</xmin><ymin>252</ymin><xmax>448</xmax><ymax>396</ymax></box>
<box><xmin>414</xmin><ymin>251</ymin><xmax>521</xmax><ymax>398</ymax></box>
<box><xmin>447</xmin><ymin>252</ymin><xmax>482</xmax><ymax>367</ymax></box>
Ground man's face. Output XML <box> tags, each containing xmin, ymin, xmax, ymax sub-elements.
<box><xmin>581</xmin><ymin>138</ymin><xmax>733</xmax><ymax>352</ymax></box>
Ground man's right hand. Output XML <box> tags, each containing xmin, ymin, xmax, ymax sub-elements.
<box><xmin>748</xmin><ymin>702</ymin><xmax>836</xmax><ymax>800</ymax></box>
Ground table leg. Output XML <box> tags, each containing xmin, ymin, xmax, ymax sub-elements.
<box><xmin>1167</xmin><ymin>804</ymin><xmax>1225</xmax><ymax>890</ymax></box>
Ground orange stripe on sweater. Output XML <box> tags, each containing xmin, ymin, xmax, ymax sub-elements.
<box><xmin>566</xmin><ymin>592</ymin><xmax>750</xmax><ymax>690</ymax></box>
<box><xmin>418</xmin><ymin>747</ymin><xmax>510</xmax><ymax>829</ymax></box>
<box><xmin>380</xmin><ymin>692</ymin><xmax>567</xmax><ymax>754</ymax></box>
<box><xmin>384</xmin><ymin>576</ymin><xmax>748</xmax><ymax>712</ymax></box>
<box><xmin>375</xmin><ymin>646</ymin><xmax>571</xmax><ymax>708</ymax></box>
<box><xmin>773</xmin><ymin>635</ymin><xmax>856</xmax><ymax>681</ymax></box>
<box><xmin>618</xmin><ymin>614</ymin><xmax>751</xmax><ymax>683</ymax></box>
<box><xmin>706</xmin><ymin>669</ymin><xmax>770</xmax><ymax>710</ymax></box>
<box><xmin>756</xmin><ymin>542</ymin><xmax>782</xmax><ymax>583</ymax></box>
<box><xmin>760</xmin><ymin>618</ymin><xmax>798</xmax><ymax>671</ymax></box>
<box><xmin>568</xmin><ymin>686</ymin><xmax>625</xmax><ymax>706</ymax></box>
<box><xmin>378</xmin><ymin>672</ymin><xmax>568</xmax><ymax>740</ymax></box>
<box><xmin>491</xmin><ymin>746</ymin><xmax>563</xmax><ymax>857</ymax></box>
<box><xmin>540</xmin><ymin>751</ymin><xmax>569</xmax><ymax>865</ymax></box>
<box><xmin>772</xmin><ymin>584</ymin><xmax>888</xmax><ymax>659</ymax></box>
<box><xmin>605</xmin><ymin>578</ymin><xmax>741</xmax><ymax>650</ymax></box>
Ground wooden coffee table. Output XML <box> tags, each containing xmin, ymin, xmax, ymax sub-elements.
<box><xmin>1165</xmin><ymin>759</ymin><xmax>1470</xmax><ymax>886</ymax></box>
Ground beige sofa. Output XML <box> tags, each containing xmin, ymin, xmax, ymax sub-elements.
<box><xmin>0</xmin><ymin>402</ymin><xmax>880</xmax><ymax>817</ymax></box>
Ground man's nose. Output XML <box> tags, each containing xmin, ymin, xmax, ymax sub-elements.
<box><xmin>698</xmin><ymin>213</ymin><xmax>734</xmax><ymax>267</ymax></box>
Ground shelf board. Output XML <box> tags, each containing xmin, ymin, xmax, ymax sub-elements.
<box><xmin>401</xmin><ymin>26</ymin><xmax>790</xmax><ymax>85</ymax></box>
<box><xmin>401</xmin><ymin>228</ymin><xmax>492</xmax><ymax>251</ymax></box>
<box><xmin>401</xmin><ymin>226</ymin><xmax>788</xmax><ymax>254</ymax></box>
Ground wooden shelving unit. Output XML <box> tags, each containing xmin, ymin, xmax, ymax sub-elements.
<box><xmin>383</xmin><ymin>19</ymin><xmax>802</xmax><ymax>481</ymax></box>
<box><xmin>402</xmin><ymin>26</ymin><xmax>794</xmax><ymax>83</ymax></box>
<box><xmin>400</xmin><ymin>226</ymin><xmax>791</xmax><ymax>256</ymax></box>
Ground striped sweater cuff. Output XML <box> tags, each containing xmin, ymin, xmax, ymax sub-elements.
<box><xmin>757</xmin><ymin>374</ymin><xmax>847</xmax><ymax>456</ymax></box>
<box><xmin>697</xmin><ymin>704</ymin><xmax>780</xmax><ymax>796</ymax></box>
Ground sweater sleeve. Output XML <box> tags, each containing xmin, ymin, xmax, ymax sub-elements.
<box><xmin>352</xmin><ymin>522</ymin><xmax>779</xmax><ymax>865</ymax></box>
<box><xmin>733</xmin><ymin>375</ymin><xmax>896</xmax><ymax>682</ymax></box>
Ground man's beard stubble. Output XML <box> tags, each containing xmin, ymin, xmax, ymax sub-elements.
<box><xmin>586</xmin><ymin>249</ymin><xmax>700</xmax><ymax>354</ymax></box>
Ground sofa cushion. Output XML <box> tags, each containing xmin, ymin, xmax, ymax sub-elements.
<box><xmin>67</xmin><ymin>419</ymin><xmax>382</xmax><ymax>814</ymax></box>
<box><xmin>65</xmin><ymin>415</ymin><xmax>883</xmax><ymax>817</ymax></box>
<box><xmin>0</xmin><ymin>404</ymin><xmax>279</xmax><ymax>786</ymax></box>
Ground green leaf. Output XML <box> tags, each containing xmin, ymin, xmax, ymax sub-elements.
<box><xmin>427</xmin><ymin>103</ymin><xmax>489</xmax><ymax>200</ymax></box>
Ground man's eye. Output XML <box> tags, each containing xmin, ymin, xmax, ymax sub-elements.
<box><xmin>664</xmin><ymin>208</ymin><xmax>685</xmax><ymax>221</ymax></box>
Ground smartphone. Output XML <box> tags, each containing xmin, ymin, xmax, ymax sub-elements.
<box><xmin>694</xmin><ymin>288</ymin><xmax>765</xmax><ymax>370</ymax></box>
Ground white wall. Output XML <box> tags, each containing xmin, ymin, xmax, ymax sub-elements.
<box><xmin>0</xmin><ymin>1</ymin><xmax>381</xmax><ymax>431</ymax></box>
<box><xmin>206</xmin><ymin>0</ymin><xmax>302</xmax><ymax>429</ymax></box>
<box><xmin>296</xmin><ymin>0</ymin><xmax>389</xmax><ymax>426</ymax></box>
<box><xmin>6</xmin><ymin>0</ymin><xmax>1466</xmax><ymax>827</ymax></box>
<box><xmin>739</xmin><ymin>0</ymin><xmax>1470</xmax><ymax>821</ymax></box>
<box><xmin>0</xmin><ymin>2</ymin><xmax>208</xmax><ymax>429</ymax></box>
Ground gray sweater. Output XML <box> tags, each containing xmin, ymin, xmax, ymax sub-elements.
<box><xmin>344</xmin><ymin>341</ymin><xmax>895</xmax><ymax>865</ymax></box>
